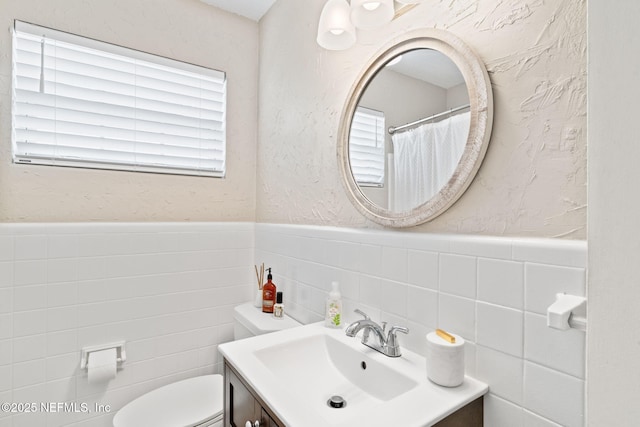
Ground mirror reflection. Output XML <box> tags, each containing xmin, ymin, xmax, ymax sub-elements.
<box><xmin>349</xmin><ymin>48</ymin><xmax>470</xmax><ymax>212</ymax></box>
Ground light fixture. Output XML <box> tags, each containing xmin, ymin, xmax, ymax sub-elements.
<box><xmin>317</xmin><ymin>0</ymin><xmax>357</xmax><ymax>51</ymax></box>
<box><xmin>317</xmin><ymin>0</ymin><xmax>421</xmax><ymax>50</ymax></box>
<box><xmin>350</xmin><ymin>0</ymin><xmax>394</xmax><ymax>30</ymax></box>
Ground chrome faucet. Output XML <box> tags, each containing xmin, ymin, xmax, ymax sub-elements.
<box><xmin>345</xmin><ymin>309</ymin><xmax>409</xmax><ymax>357</ymax></box>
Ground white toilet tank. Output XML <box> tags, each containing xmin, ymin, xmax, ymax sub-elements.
<box><xmin>233</xmin><ymin>301</ymin><xmax>302</xmax><ymax>340</ymax></box>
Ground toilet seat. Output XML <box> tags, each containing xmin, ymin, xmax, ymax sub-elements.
<box><xmin>113</xmin><ymin>374</ymin><xmax>223</xmax><ymax>427</ymax></box>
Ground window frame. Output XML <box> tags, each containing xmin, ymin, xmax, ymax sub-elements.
<box><xmin>11</xmin><ymin>20</ymin><xmax>227</xmax><ymax>178</ymax></box>
<box><xmin>348</xmin><ymin>106</ymin><xmax>386</xmax><ymax>187</ymax></box>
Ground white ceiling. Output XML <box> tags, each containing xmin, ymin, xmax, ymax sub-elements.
<box><xmin>199</xmin><ymin>0</ymin><xmax>277</xmax><ymax>21</ymax></box>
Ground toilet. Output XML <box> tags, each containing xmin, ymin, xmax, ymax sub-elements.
<box><xmin>113</xmin><ymin>302</ymin><xmax>302</xmax><ymax>427</ymax></box>
<box><xmin>112</xmin><ymin>374</ymin><xmax>224</xmax><ymax>427</ymax></box>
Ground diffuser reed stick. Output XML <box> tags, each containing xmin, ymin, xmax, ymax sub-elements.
<box><xmin>254</xmin><ymin>264</ymin><xmax>265</xmax><ymax>290</ymax></box>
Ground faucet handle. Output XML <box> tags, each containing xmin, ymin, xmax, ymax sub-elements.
<box><xmin>385</xmin><ymin>325</ymin><xmax>409</xmax><ymax>357</ymax></box>
<box><xmin>381</xmin><ymin>321</ymin><xmax>387</xmax><ymax>333</ymax></box>
<box><xmin>387</xmin><ymin>325</ymin><xmax>409</xmax><ymax>345</ymax></box>
<box><xmin>388</xmin><ymin>325</ymin><xmax>409</xmax><ymax>335</ymax></box>
<box><xmin>354</xmin><ymin>309</ymin><xmax>370</xmax><ymax>320</ymax></box>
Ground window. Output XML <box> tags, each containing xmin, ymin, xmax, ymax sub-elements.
<box><xmin>349</xmin><ymin>106</ymin><xmax>385</xmax><ymax>186</ymax></box>
<box><xmin>12</xmin><ymin>21</ymin><xmax>226</xmax><ymax>177</ymax></box>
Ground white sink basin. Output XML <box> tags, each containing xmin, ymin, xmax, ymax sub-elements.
<box><xmin>219</xmin><ymin>322</ymin><xmax>488</xmax><ymax>427</ymax></box>
<box><xmin>255</xmin><ymin>332</ymin><xmax>417</xmax><ymax>401</ymax></box>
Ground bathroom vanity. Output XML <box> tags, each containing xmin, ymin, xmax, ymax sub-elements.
<box><xmin>224</xmin><ymin>359</ymin><xmax>482</xmax><ymax>426</ymax></box>
<box><xmin>219</xmin><ymin>323</ymin><xmax>487</xmax><ymax>427</ymax></box>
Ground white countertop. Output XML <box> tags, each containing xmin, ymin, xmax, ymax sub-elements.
<box><xmin>219</xmin><ymin>322</ymin><xmax>488</xmax><ymax>427</ymax></box>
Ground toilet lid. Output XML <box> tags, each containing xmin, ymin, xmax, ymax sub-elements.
<box><xmin>113</xmin><ymin>375</ymin><xmax>223</xmax><ymax>427</ymax></box>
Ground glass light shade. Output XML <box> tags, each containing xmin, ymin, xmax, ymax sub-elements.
<box><xmin>350</xmin><ymin>0</ymin><xmax>394</xmax><ymax>30</ymax></box>
<box><xmin>317</xmin><ymin>0</ymin><xmax>356</xmax><ymax>50</ymax></box>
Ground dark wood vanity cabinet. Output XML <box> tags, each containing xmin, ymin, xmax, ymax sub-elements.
<box><xmin>433</xmin><ymin>396</ymin><xmax>483</xmax><ymax>427</ymax></box>
<box><xmin>224</xmin><ymin>359</ymin><xmax>482</xmax><ymax>427</ymax></box>
<box><xmin>224</xmin><ymin>361</ymin><xmax>282</xmax><ymax>427</ymax></box>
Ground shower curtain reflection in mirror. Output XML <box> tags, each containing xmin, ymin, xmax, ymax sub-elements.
<box><xmin>390</xmin><ymin>112</ymin><xmax>470</xmax><ymax>212</ymax></box>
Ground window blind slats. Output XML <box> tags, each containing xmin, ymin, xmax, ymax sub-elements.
<box><xmin>12</xmin><ymin>21</ymin><xmax>226</xmax><ymax>177</ymax></box>
<box><xmin>14</xmin><ymin>121</ymin><xmax>223</xmax><ymax>153</ymax></box>
<box><xmin>15</xmin><ymin>66</ymin><xmax>225</xmax><ymax>110</ymax></box>
<box><xmin>17</xmin><ymin>146</ymin><xmax>224</xmax><ymax>176</ymax></box>
<box><xmin>15</xmin><ymin>97</ymin><xmax>224</xmax><ymax>134</ymax></box>
<box><xmin>349</xmin><ymin>107</ymin><xmax>385</xmax><ymax>186</ymax></box>
<box><xmin>14</xmin><ymin>142</ymin><xmax>223</xmax><ymax>172</ymax></box>
<box><xmin>15</xmin><ymin>80</ymin><xmax>224</xmax><ymax>125</ymax></box>
<box><xmin>16</xmin><ymin>33</ymin><xmax>225</xmax><ymax>91</ymax></box>
<box><xmin>15</xmin><ymin>129</ymin><xmax>223</xmax><ymax>157</ymax></box>
<box><xmin>15</xmin><ymin>106</ymin><xmax>224</xmax><ymax>142</ymax></box>
<box><xmin>348</xmin><ymin>137</ymin><xmax>384</xmax><ymax>151</ymax></box>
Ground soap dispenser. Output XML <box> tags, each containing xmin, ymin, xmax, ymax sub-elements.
<box><xmin>325</xmin><ymin>281</ymin><xmax>342</xmax><ymax>328</ymax></box>
<box><xmin>262</xmin><ymin>268</ymin><xmax>277</xmax><ymax>314</ymax></box>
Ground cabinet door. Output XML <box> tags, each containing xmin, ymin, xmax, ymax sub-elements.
<box><xmin>225</xmin><ymin>367</ymin><xmax>260</xmax><ymax>427</ymax></box>
<box><xmin>261</xmin><ymin>408</ymin><xmax>279</xmax><ymax>427</ymax></box>
<box><xmin>224</xmin><ymin>361</ymin><xmax>285</xmax><ymax>427</ymax></box>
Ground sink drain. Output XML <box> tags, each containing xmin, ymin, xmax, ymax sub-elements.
<box><xmin>327</xmin><ymin>395</ymin><xmax>346</xmax><ymax>409</ymax></box>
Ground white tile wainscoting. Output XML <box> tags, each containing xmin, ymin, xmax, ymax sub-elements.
<box><xmin>0</xmin><ymin>222</ymin><xmax>254</xmax><ymax>427</ymax></box>
<box><xmin>255</xmin><ymin>223</ymin><xmax>587</xmax><ymax>427</ymax></box>
<box><xmin>0</xmin><ymin>221</ymin><xmax>586</xmax><ymax>427</ymax></box>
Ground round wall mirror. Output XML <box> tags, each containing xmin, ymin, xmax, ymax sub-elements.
<box><xmin>338</xmin><ymin>29</ymin><xmax>493</xmax><ymax>227</ymax></box>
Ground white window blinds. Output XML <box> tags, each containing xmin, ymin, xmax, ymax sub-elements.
<box><xmin>349</xmin><ymin>106</ymin><xmax>385</xmax><ymax>186</ymax></box>
<box><xmin>12</xmin><ymin>21</ymin><xmax>226</xmax><ymax>177</ymax></box>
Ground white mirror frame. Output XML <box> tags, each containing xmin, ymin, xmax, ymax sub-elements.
<box><xmin>338</xmin><ymin>28</ymin><xmax>493</xmax><ymax>228</ymax></box>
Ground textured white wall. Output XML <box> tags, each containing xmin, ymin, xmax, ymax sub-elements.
<box><xmin>0</xmin><ymin>0</ymin><xmax>259</xmax><ymax>222</ymax></box>
<box><xmin>258</xmin><ymin>0</ymin><xmax>586</xmax><ymax>238</ymax></box>
<box><xmin>588</xmin><ymin>0</ymin><xmax>640</xmax><ymax>424</ymax></box>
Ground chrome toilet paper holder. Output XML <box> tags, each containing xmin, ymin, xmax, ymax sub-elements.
<box><xmin>80</xmin><ymin>341</ymin><xmax>127</xmax><ymax>370</ymax></box>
